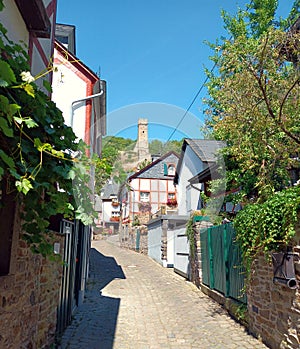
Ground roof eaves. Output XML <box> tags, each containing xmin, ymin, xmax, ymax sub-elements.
<box><xmin>15</xmin><ymin>0</ymin><xmax>51</xmax><ymax>38</ymax></box>
<box><xmin>188</xmin><ymin>162</ymin><xmax>219</xmax><ymax>184</ymax></box>
<box><xmin>55</xmin><ymin>40</ymin><xmax>99</xmax><ymax>82</ymax></box>
<box><xmin>174</xmin><ymin>139</ymin><xmax>189</xmax><ymax>184</ymax></box>
<box><xmin>128</xmin><ymin>151</ymin><xmax>179</xmax><ymax>180</ymax></box>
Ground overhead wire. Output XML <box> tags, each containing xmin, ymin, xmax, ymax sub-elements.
<box><xmin>166</xmin><ymin>0</ymin><xmax>255</xmax><ymax>142</ymax></box>
<box><xmin>166</xmin><ymin>61</ymin><xmax>217</xmax><ymax>142</ymax></box>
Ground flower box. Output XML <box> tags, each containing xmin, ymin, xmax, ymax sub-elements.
<box><xmin>110</xmin><ymin>216</ymin><xmax>120</xmax><ymax>222</ymax></box>
<box><xmin>167</xmin><ymin>199</ymin><xmax>177</xmax><ymax>206</ymax></box>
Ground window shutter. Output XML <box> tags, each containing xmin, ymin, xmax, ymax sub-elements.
<box><xmin>163</xmin><ymin>163</ymin><xmax>168</xmax><ymax>175</ymax></box>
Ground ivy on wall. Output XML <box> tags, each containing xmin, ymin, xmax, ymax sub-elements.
<box><xmin>234</xmin><ymin>185</ymin><xmax>300</xmax><ymax>270</ymax></box>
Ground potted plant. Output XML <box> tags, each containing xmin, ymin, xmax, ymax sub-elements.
<box><xmin>167</xmin><ymin>198</ymin><xmax>177</xmax><ymax>206</ymax></box>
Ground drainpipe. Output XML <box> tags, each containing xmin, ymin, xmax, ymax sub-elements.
<box><xmin>68</xmin><ymin>90</ymin><xmax>104</xmax><ymax>308</ymax></box>
<box><xmin>70</xmin><ymin>90</ymin><xmax>104</xmax><ymax>128</ymax></box>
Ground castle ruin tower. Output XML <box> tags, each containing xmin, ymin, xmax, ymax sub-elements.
<box><xmin>134</xmin><ymin>118</ymin><xmax>151</xmax><ymax>162</ymax></box>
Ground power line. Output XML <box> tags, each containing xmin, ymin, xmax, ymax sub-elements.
<box><xmin>166</xmin><ymin>61</ymin><xmax>217</xmax><ymax>142</ymax></box>
<box><xmin>166</xmin><ymin>0</ymin><xmax>255</xmax><ymax>142</ymax></box>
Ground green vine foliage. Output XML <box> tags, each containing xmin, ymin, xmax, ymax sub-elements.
<box><xmin>0</xmin><ymin>9</ymin><xmax>106</xmax><ymax>255</ymax></box>
<box><xmin>186</xmin><ymin>215</ymin><xmax>196</xmax><ymax>258</ymax></box>
<box><xmin>234</xmin><ymin>185</ymin><xmax>300</xmax><ymax>270</ymax></box>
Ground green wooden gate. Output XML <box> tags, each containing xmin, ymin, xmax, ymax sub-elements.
<box><xmin>200</xmin><ymin>223</ymin><xmax>246</xmax><ymax>303</ymax></box>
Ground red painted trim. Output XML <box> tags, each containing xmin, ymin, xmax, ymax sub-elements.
<box><xmin>32</xmin><ymin>37</ymin><xmax>50</xmax><ymax>67</ymax></box>
<box><xmin>55</xmin><ymin>54</ymin><xmax>95</xmax><ymax>84</ymax></box>
<box><xmin>84</xmin><ymin>83</ymin><xmax>93</xmax><ymax>149</ymax></box>
<box><xmin>46</xmin><ymin>0</ymin><xmax>56</xmax><ymax>16</ymax></box>
<box><xmin>55</xmin><ymin>41</ymin><xmax>98</xmax><ymax>82</ymax></box>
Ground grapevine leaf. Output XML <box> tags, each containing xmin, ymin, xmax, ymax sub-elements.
<box><xmin>23</xmin><ymin>83</ymin><xmax>35</xmax><ymax>97</ymax></box>
<box><xmin>24</xmin><ymin>117</ymin><xmax>38</xmax><ymax>128</ymax></box>
<box><xmin>0</xmin><ymin>149</ymin><xmax>15</xmax><ymax>169</ymax></box>
<box><xmin>34</xmin><ymin>138</ymin><xmax>43</xmax><ymax>151</ymax></box>
<box><xmin>43</xmin><ymin>79</ymin><xmax>52</xmax><ymax>93</ymax></box>
<box><xmin>0</xmin><ymin>60</ymin><xmax>16</xmax><ymax>85</ymax></box>
<box><xmin>14</xmin><ymin>116</ymin><xmax>23</xmax><ymax>124</ymax></box>
<box><xmin>8</xmin><ymin>103</ymin><xmax>20</xmax><ymax>117</ymax></box>
<box><xmin>0</xmin><ymin>117</ymin><xmax>13</xmax><ymax>137</ymax></box>
<box><xmin>67</xmin><ymin>169</ymin><xmax>76</xmax><ymax>180</ymax></box>
<box><xmin>15</xmin><ymin>178</ymin><xmax>33</xmax><ymax>195</ymax></box>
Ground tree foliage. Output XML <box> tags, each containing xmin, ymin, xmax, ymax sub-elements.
<box><xmin>94</xmin><ymin>136</ymin><xmax>134</xmax><ymax>193</ymax></box>
<box><xmin>149</xmin><ymin>139</ymin><xmax>182</xmax><ymax>155</ymax></box>
<box><xmin>205</xmin><ymin>0</ymin><xmax>300</xmax><ymax>201</ymax></box>
<box><xmin>204</xmin><ymin>0</ymin><xmax>300</xmax><ymax>264</ymax></box>
<box><xmin>94</xmin><ymin>136</ymin><xmax>183</xmax><ymax>193</ymax></box>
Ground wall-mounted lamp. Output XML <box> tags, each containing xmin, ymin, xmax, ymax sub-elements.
<box><xmin>272</xmin><ymin>251</ymin><xmax>298</xmax><ymax>289</ymax></box>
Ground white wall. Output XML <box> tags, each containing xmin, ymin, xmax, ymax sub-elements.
<box><xmin>166</xmin><ymin>230</ymin><xmax>176</xmax><ymax>267</ymax></box>
<box><xmin>148</xmin><ymin>221</ymin><xmax>162</xmax><ymax>265</ymax></box>
<box><xmin>52</xmin><ymin>54</ymin><xmax>87</xmax><ymax>141</ymax></box>
<box><xmin>0</xmin><ymin>1</ymin><xmax>29</xmax><ymax>46</ymax></box>
<box><xmin>174</xmin><ymin>227</ymin><xmax>190</xmax><ymax>278</ymax></box>
<box><xmin>177</xmin><ymin>145</ymin><xmax>205</xmax><ymax>215</ymax></box>
<box><xmin>140</xmin><ymin>179</ymin><xmax>150</xmax><ymax>191</ymax></box>
<box><xmin>128</xmin><ymin>177</ymin><xmax>178</xmax><ymax>218</ymax></box>
<box><xmin>102</xmin><ymin>200</ymin><xmax>120</xmax><ymax>223</ymax></box>
<box><xmin>102</xmin><ymin>201</ymin><xmax>112</xmax><ymax>222</ymax></box>
<box><xmin>130</xmin><ymin>178</ymin><xmax>139</xmax><ymax>191</ymax></box>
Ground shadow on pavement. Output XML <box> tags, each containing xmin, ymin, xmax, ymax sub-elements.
<box><xmin>78</xmin><ymin>248</ymin><xmax>126</xmax><ymax>349</ymax></box>
<box><xmin>88</xmin><ymin>248</ymin><xmax>126</xmax><ymax>349</ymax></box>
<box><xmin>89</xmin><ymin>247</ymin><xmax>125</xmax><ymax>288</ymax></box>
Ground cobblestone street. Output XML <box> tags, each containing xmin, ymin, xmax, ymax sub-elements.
<box><xmin>58</xmin><ymin>239</ymin><xmax>268</xmax><ymax>349</ymax></box>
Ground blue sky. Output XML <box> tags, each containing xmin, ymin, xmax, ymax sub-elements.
<box><xmin>56</xmin><ymin>1</ymin><xmax>292</xmax><ymax>141</ymax></box>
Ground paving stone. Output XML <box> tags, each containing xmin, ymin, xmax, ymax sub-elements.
<box><xmin>58</xmin><ymin>239</ymin><xmax>269</xmax><ymax>349</ymax></box>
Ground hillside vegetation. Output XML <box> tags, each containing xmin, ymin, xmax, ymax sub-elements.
<box><xmin>94</xmin><ymin>136</ymin><xmax>183</xmax><ymax>194</ymax></box>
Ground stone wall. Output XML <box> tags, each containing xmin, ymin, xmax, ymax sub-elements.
<box><xmin>247</xmin><ymin>231</ymin><xmax>300</xmax><ymax>349</ymax></box>
<box><xmin>192</xmin><ymin>219</ymin><xmax>300</xmax><ymax>349</ymax></box>
<box><xmin>0</xmin><ymin>214</ymin><xmax>64</xmax><ymax>349</ymax></box>
<box><xmin>191</xmin><ymin>219</ymin><xmax>213</xmax><ymax>286</ymax></box>
<box><xmin>120</xmin><ymin>227</ymin><xmax>148</xmax><ymax>254</ymax></box>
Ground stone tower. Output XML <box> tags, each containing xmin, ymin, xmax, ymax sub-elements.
<box><xmin>134</xmin><ymin>118</ymin><xmax>151</xmax><ymax>162</ymax></box>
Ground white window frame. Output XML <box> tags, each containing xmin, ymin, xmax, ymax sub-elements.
<box><xmin>140</xmin><ymin>191</ymin><xmax>150</xmax><ymax>202</ymax></box>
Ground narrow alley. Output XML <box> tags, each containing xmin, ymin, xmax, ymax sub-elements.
<box><xmin>58</xmin><ymin>239</ymin><xmax>268</xmax><ymax>349</ymax></box>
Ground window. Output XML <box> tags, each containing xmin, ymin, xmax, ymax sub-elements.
<box><xmin>168</xmin><ymin>164</ymin><xmax>176</xmax><ymax>176</ymax></box>
<box><xmin>167</xmin><ymin>193</ymin><xmax>177</xmax><ymax>206</ymax></box>
<box><xmin>163</xmin><ymin>163</ymin><xmax>176</xmax><ymax>176</ymax></box>
<box><xmin>140</xmin><ymin>191</ymin><xmax>150</xmax><ymax>202</ymax></box>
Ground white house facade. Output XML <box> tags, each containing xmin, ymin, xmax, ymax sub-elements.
<box><xmin>174</xmin><ymin>139</ymin><xmax>225</xmax><ymax>216</ymax></box>
<box><xmin>120</xmin><ymin>152</ymin><xmax>179</xmax><ymax>226</ymax></box>
<box><xmin>52</xmin><ymin>40</ymin><xmax>105</xmax><ymax>150</ymax></box>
